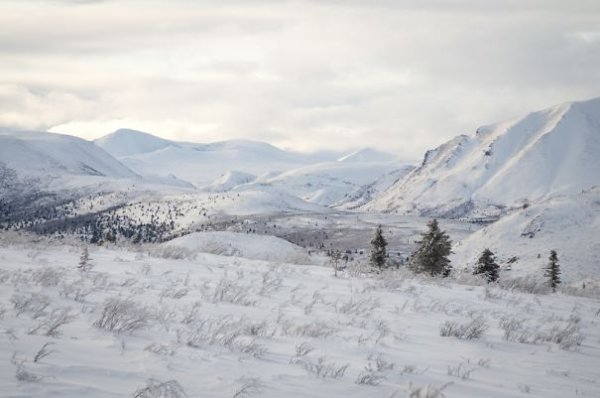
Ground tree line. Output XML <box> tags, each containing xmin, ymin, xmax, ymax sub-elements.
<box><xmin>364</xmin><ymin>219</ymin><xmax>561</xmax><ymax>291</ymax></box>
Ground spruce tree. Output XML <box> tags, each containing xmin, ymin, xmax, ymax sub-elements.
<box><xmin>370</xmin><ymin>225</ymin><xmax>388</xmax><ymax>272</ymax></box>
<box><xmin>77</xmin><ymin>246</ymin><xmax>93</xmax><ymax>272</ymax></box>
<box><xmin>473</xmin><ymin>248</ymin><xmax>499</xmax><ymax>283</ymax></box>
<box><xmin>544</xmin><ymin>250</ymin><xmax>561</xmax><ymax>292</ymax></box>
<box><xmin>409</xmin><ymin>219</ymin><xmax>452</xmax><ymax>277</ymax></box>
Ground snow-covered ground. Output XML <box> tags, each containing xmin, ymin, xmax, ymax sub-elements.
<box><xmin>0</xmin><ymin>238</ymin><xmax>598</xmax><ymax>398</ymax></box>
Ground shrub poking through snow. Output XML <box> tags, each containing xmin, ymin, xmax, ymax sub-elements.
<box><xmin>94</xmin><ymin>298</ymin><xmax>151</xmax><ymax>334</ymax></box>
<box><xmin>440</xmin><ymin>316</ymin><xmax>488</xmax><ymax>340</ymax></box>
<box><xmin>132</xmin><ymin>379</ymin><xmax>188</xmax><ymax>398</ymax></box>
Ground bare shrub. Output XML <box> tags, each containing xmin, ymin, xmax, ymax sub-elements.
<box><xmin>282</xmin><ymin>320</ymin><xmax>337</xmax><ymax>338</ymax></box>
<box><xmin>258</xmin><ymin>272</ymin><xmax>283</xmax><ymax>296</ymax></box>
<box><xmin>499</xmin><ymin>276</ymin><xmax>549</xmax><ymax>295</ymax></box>
<box><xmin>355</xmin><ymin>369</ymin><xmax>386</xmax><ymax>386</ymax></box>
<box><xmin>94</xmin><ymin>298</ymin><xmax>151</xmax><ymax>334</ymax></box>
<box><xmin>407</xmin><ymin>382</ymin><xmax>452</xmax><ymax>398</ymax></box>
<box><xmin>440</xmin><ymin>317</ymin><xmax>488</xmax><ymax>340</ymax></box>
<box><xmin>299</xmin><ymin>356</ymin><xmax>349</xmax><ymax>379</ymax></box>
<box><xmin>232</xmin><ymin>377</ymin><xmax>265</xmax><ymax>398</ymax></box>
<box><xmin>294</xmin><ymin>342</ymin><xmax>314</xmax><ymax>358</ymax></box>
<box><xmin>184</xmin><ymin>316</ymin><xmax>268</xmax><ymax>357</ymax></box>
<box><xmin>447</xmin><ymin>363</ymin><xmax>475</xmax><ymax>380</ymax></box>
<box><xmin>132</xmin><ymin>379</ymin><xmax>188</xmax><ymax>398</ymax></box>
<box><xmin>11</xmin><ymin>353</ymin><xmax>41</xmax><ymax>383</ymax></box>
<box><xmin>28</xmin><ymin>307</ymin><xmax>75</xmax><ymax>337</ymax></box>
<box><xmin>336</xmin><ymin>296</ymin><xmax>379</xmax><ymax>317</ymax></box>
<box><xmin>31</xmin><ymin>267</ymin><xmax>66</xmax><ymax>287</ymax></box>
<box><xmin>144</xmin><ymin>343</ymin><xmax>175</xmax><ymax>356</ymax></box>
<box><xmin>33</xmin><ymin>342</ymin><xmax>56</xmax><ymax>363</ymax></box>
<box><xmin>499</xmin><ymin>316</ymin><xmax>584</xmax><ymax>350</ymax></box>
<box><xmin>11</xmin><ymin>293</ymin><xmax>50</xmax><ymax>318</ymax></box>
<box><xmin>203</xmin><ymin>278</ymin><xmax>256</xmax><ymax>307</ymax></box>
<box><xmin>59</xmin><ymin>280</ymin><xmax>93</xmax><ymax>303</ymax></box>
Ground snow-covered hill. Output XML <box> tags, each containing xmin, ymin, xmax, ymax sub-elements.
<box><xmin>452</xmin><ymin>187</ymin><xmax>600</xmax><ymax>282</ymax></box>
<box><xmin>0</xmin><ymin>129</ymin><xmax>138</xmax><ymax>180</ymax></box>
<box><xmin>228</xmin><ymin>162</ymin><xmax>411</xmax><ymax>207</ymax></box>
<box><xmin>204</xmin><ymin>171</ymin><xmax>257</xmax><ymax>192</ymax></box>
<box><xmin>95</xmin><ymin>129</ymin><xmax>330</xmax><ymax>188</ymax></box>
<box><xmin>367</xmin><ymin>97</ymin><xmax>600</xmax><ymax>217</ymax></box>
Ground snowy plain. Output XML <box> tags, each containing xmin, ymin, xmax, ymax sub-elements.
<box><xmin>0</xmin><ymin>236</ymin><xmax>599</xmax><ymax>398</ymax></box>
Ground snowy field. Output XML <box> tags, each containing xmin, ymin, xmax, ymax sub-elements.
<box><xmin>1</xmin><ymin>237</ymin><xmax>599</xmax><ymax>398</ymax></box>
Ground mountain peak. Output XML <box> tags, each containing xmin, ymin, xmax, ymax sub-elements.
<box><xmin>95</xmin><ymin>129</ymin><xmax>176</xmax><ymax>158</ymax></box>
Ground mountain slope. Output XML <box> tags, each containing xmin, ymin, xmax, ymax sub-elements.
<box><xmin>234</xmin><ymin>161</ymin><xmax>408</xmax><ymax>206</ymax></box>
<box><xmin>366</xmin><ymin>97</ymin><xmax>600</xmax><ymax>217</ymax></box>
<box><xmin>0</xmin><ymin>129</ymin><xmax>138</xmax><ymax>179</ymax></box>
<box><xmin>95</xmin><ymin>130</ymin><xmax>329</xmax><ymax>188</ymax></box>
<box><xmin>93</xmin><ymin>128</ymin><xmax>177</xmax><ymax>158</ymax></box>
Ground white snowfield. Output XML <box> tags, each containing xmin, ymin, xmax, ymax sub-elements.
<box><xmin>0</xmin><ymin>240</ymin><xmax>598</xmax><ymax>397</ymax></box>
<box><xmin>367</xmin><ymin>97</ymin><xmax>600</xmax><ymax>217</ymax></box>
<box><xmin>160</xmin><ymin>231</ymin><xmax>315</xmax><ymax>264</ymax></box>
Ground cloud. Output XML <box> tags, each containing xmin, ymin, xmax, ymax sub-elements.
<box><xmin>1</xmin><ymin>0</ymin><xmax>599</xmax><ymax>159</ymax></box>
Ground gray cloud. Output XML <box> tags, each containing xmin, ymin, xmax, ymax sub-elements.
<box><xmin>1</xmin><ymin>0</ymin><xmax>599</xmax><ymax>159</ymax></box>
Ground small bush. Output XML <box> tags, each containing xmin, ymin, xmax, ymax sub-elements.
<box><xmin>132</xmin><ymin>379</ymin><xmax>188</xmax><ymax>398</ymax></box>
<box><xmin>440</xmin><ymin>317</ymin><xmax>488</xmax><ymax>340</ymax></box>
<box><xmin>94</xmin><ymin>298</ymin><xmax>151</xmax><ymax>334</ymax></box>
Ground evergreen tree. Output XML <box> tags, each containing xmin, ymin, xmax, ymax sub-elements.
<box><xmin>544</xmin><ymin>250</ymin><xmax>561</xmax><ymax>292</ymax></box>
<box><xmin>473</xmin><ymin>248</ymin><xmax>499</xmax><ymax>283</ymax></box>
<box><xmin>409</xmin><ymin>219</ymin><xmax>452</xmax><ymax>277</ymax></box>
<box><xmin>370</xmin><ymin>225</ymin><xmax>388</xmax><ymax>272</ymax></box>
<box><xmin>77</xmin><ymin>246</ymin><xmax>93</xmax><ymax>272</ymax></box>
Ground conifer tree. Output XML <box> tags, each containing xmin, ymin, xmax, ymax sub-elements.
<box><xmin>77</xmin><ymin>246</ymin><xmax>93</xmax><ymax>272</ymax></box>
<box><xmin>409</xmin><ymin>219</ymin><xmax>452</xmax><ymax>277</ymax></box>
<box><xmin>473</xmin><ymin>248</ymin><xmax>499</xmax><ymax>283</ymax></box>
<box><xmin>544</xmin><ymin>250</ymin><xmax>561</xmax><ymax>292</ymax></box>
<box><xmin>370</xmin><ymin>225</ymin><xmax>388</xmax><ymax>272</ymax></box>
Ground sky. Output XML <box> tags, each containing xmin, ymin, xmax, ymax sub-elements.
<box><xmin>1</xmin><ymin>0</ymin><xmax>599</xmax><ymax>160</ymax></box>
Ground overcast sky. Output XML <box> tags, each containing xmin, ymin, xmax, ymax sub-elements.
<box><xmin>1</xmin><ymin>0</ymin><xmax>599</xmax><ymax>159</ymax></box>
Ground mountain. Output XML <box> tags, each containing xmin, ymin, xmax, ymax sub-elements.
<box><xmin>205</xmin><ymin>170</ymin><xmax>257</xmax><ymax>192</ymax></box>
<box><xmin>95</xmin><ymin>130</ymin><xmax>332</xmax><ymax>187</ymax></box>
<box><xmin>232</xmin><ymin>161</ymin><xmax>408</xmax><ymax>206</ymax></box>
<box><xmin>366</xmin><ymin>97</ymin><xmax>600</xmax><ymax>217</ymax></box>
<box><xmin>94</xmin><ymin>128</ymin><xmax>177</xmax><ymax>158</ymax></box>
<box><xmin>0</xmin><ymin>128</ymin><xmax>138</xmax><ymax>180</ymax></box>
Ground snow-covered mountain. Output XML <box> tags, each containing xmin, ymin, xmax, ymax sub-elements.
<box><xmin>94</xmin><ymin>128</ymin><xmax>177</xmax><ymax>158</ymax></box>
<box><xmin>205</xmin><ymin>171</ymin><xmax>257</xmax><ymax>192</ymax></box>
<box><xmin>95</xmin><ymin>129</ymin><xmax>334</xmax><ymax>188</ymax></box>
<box><xmin>366</xmin><ymin>97</ymin><xmax>600</xmax><ymax>217</ymax></box>
<box><xmin>0</xmin><ymin>129</ymin><xmax>138</xmax><ymax>180</ymax></box>
<box><xmin>231</xmin><ymin>161</ymin><xmax>410</xmax><ymax>207</ymax></box>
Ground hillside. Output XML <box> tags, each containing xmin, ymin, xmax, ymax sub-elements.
<box><xmin>95</xmin><ymin>130</ymin><xmax>327</xmax><ymax>188</ymax></box>
<box><xmin>366</xmin><ymin>97</ymin><xmax>600</xmax><ymax>217</ymax></box>
<box><xmin>0</xmin><ymin>129</ymin><xmax>138</xmax><ymax>180</ymax></box>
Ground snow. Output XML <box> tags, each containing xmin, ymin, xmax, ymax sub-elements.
<box><xmin>161</xmin><ymin>231</ymin><xmax>314</xmax><ymax>264</ymax></box>
<box><xmin>0</xmin><ymin>239</ymin><xmax>598</xmax><ymax>397</ymax></box>
<box><xmin>0</xmin><ymin>129</ymin><xmax>138</xmax><ymax>180</ymax></box>
<box><xmin>337</xmin><ymin>148</ymin><xmax>398</xmax><ymax>163</ymax></box>
<box><xmin>452</xmin><ymin>188</ymin><xmax>600</xmax><ymax>283</ymax></box>
<box><xmin>367</xmin><ymin>97</ymin><xmax>600</xmax><ymax>217</ymax></box>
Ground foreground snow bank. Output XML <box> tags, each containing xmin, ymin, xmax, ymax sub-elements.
<box><xmin>160</xmin><ymin>231</ymin><xmax>315</xmax><ymax>264</ymax></box>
